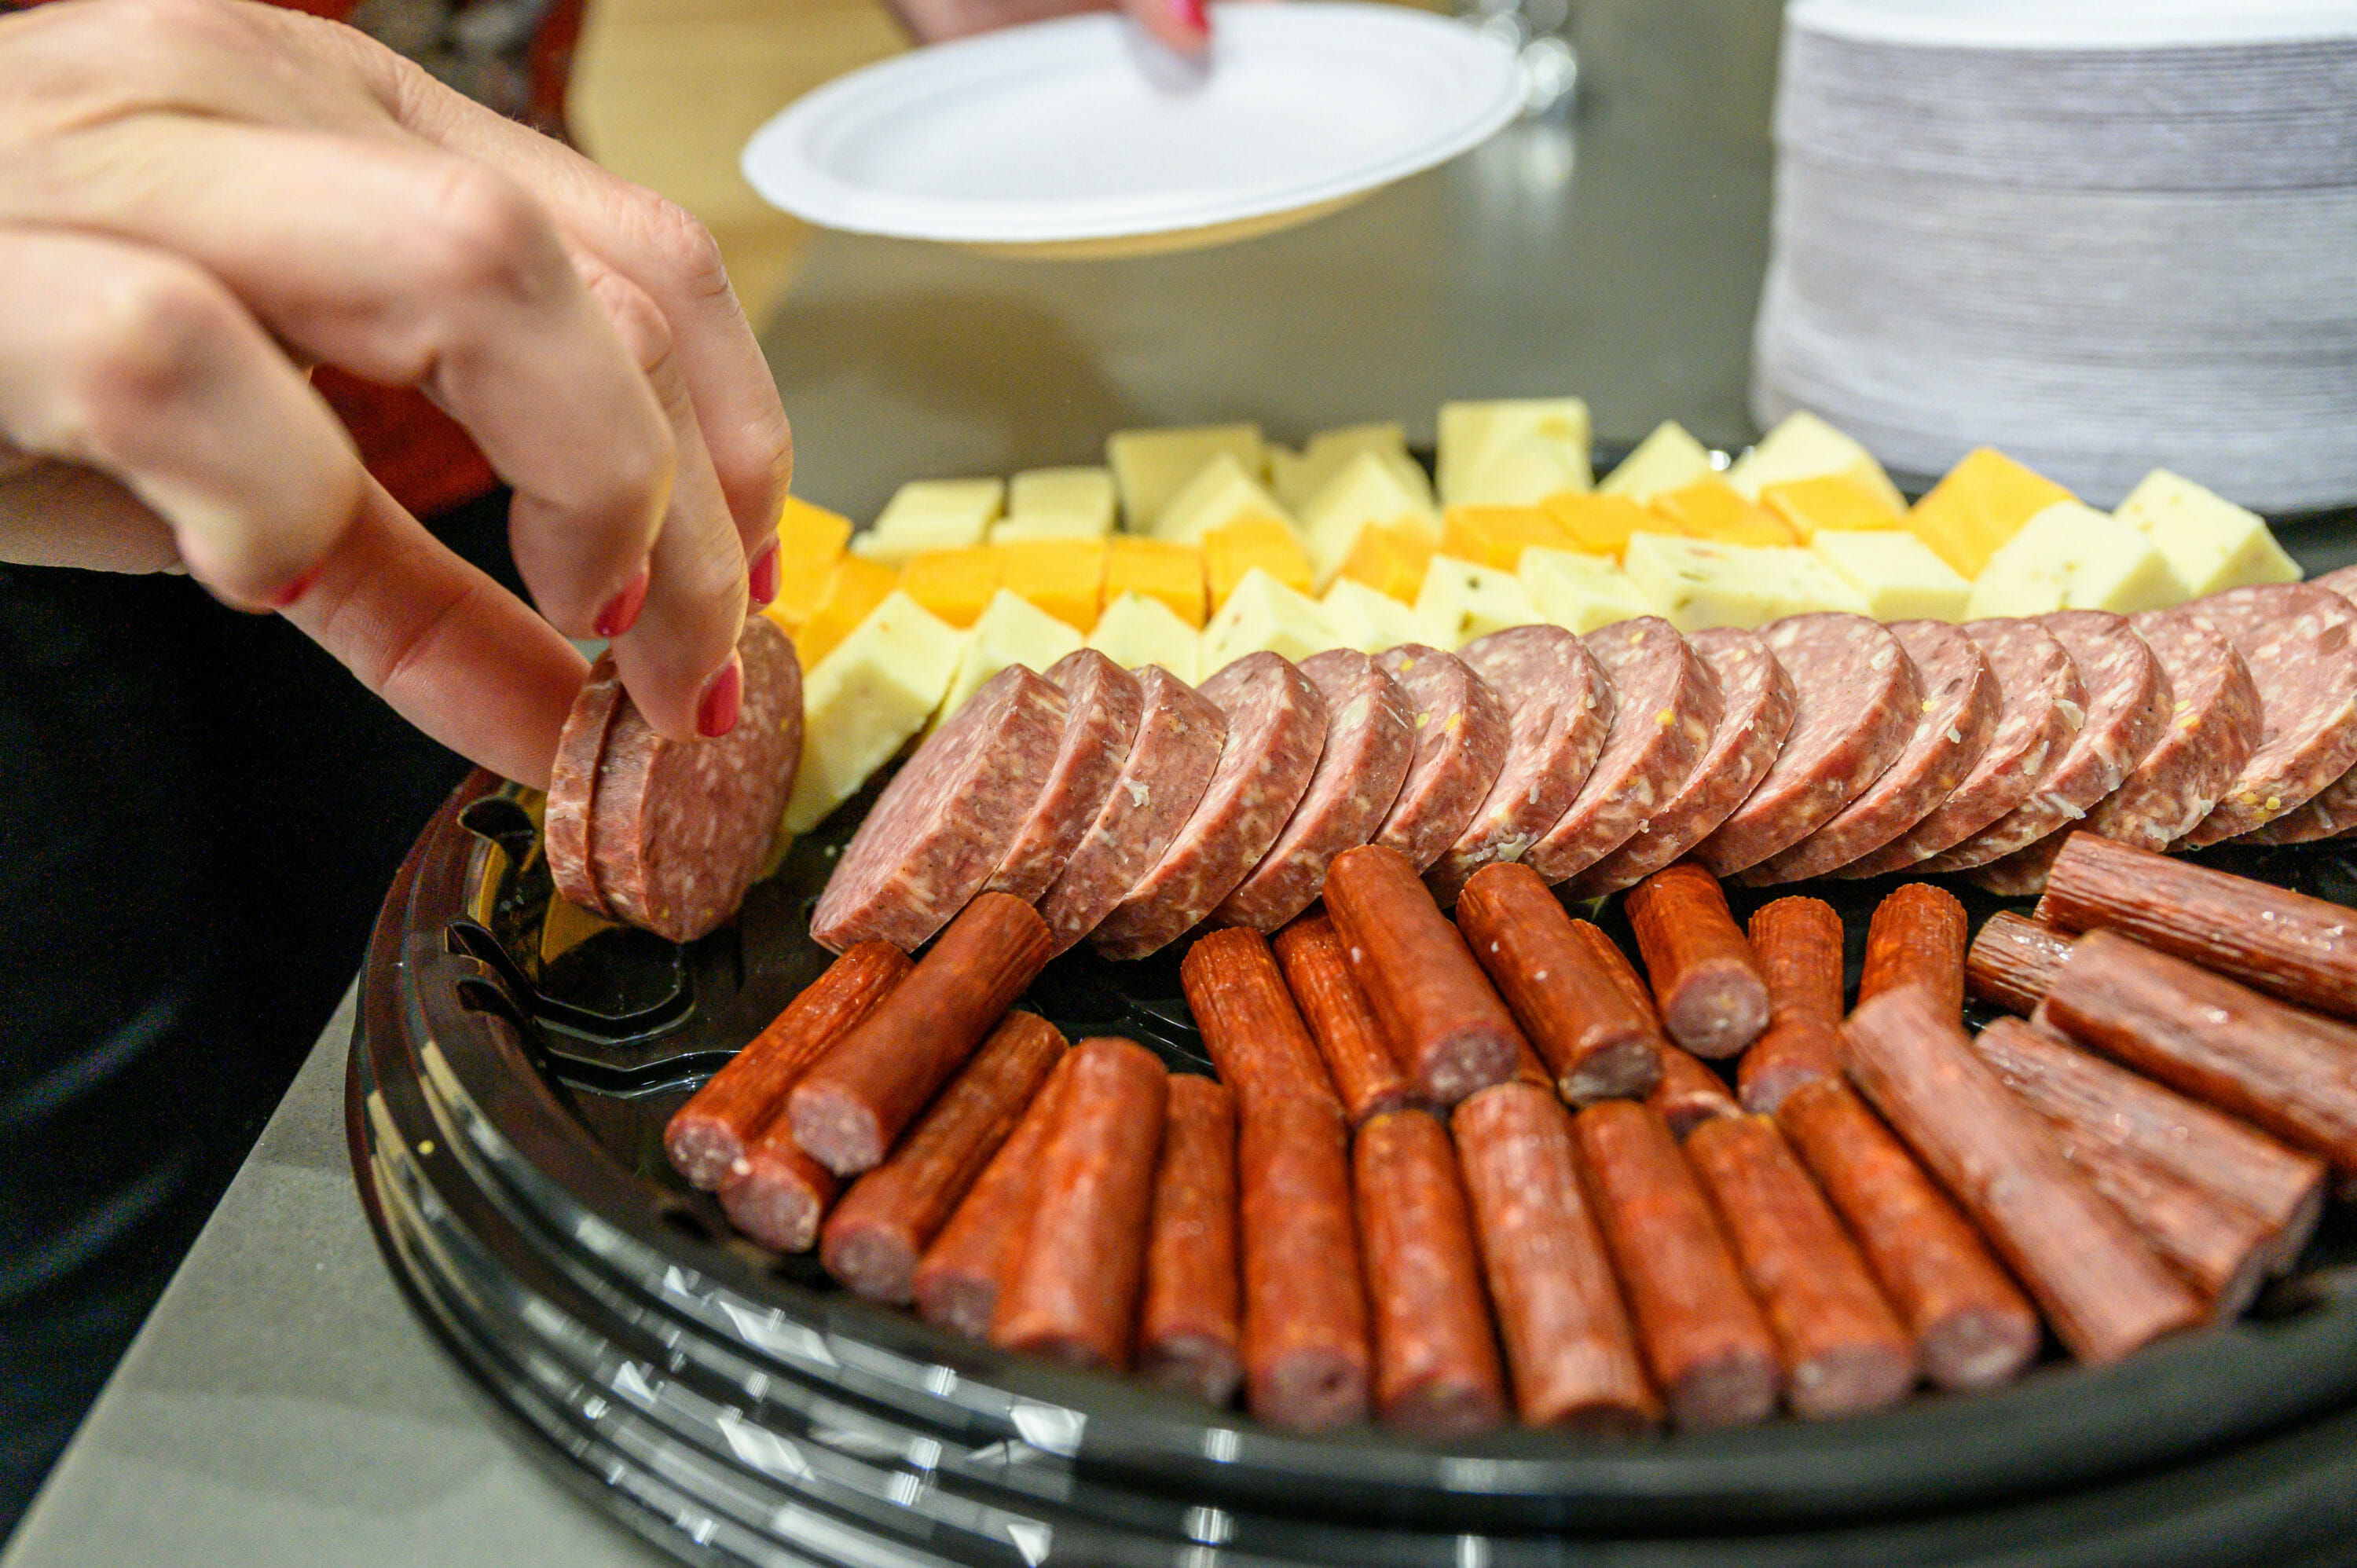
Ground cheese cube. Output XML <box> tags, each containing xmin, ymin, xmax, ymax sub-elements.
<box><xmin>1204</xmin><ymin>515</ymin><xmax>1314</xmax><ymax>609</ymax></box>
<box><xmin>1438</xmin><ymin>397</ymin><xmax>1593</xmax><ymax>506</ymax></box>
<box><xmin>1321</xmin><ymin>577</ymin><xmax>1424</xmax><ymax>654</ymax></box>
<box><xmin>1442</xmin><ymin>504</ymin><xmax>1578</xmax><ymax>571</ymax></box>
<box><xmin>1088</xmin><ymin>590</ymin><xmax>1200</xmax><ymax>682</ymax></box>
<box><xmin>2113</xmin><ymin>468</ymin><xmax>2299</xmax><ymax>598</ymax></box>
<box><xmin>1336</xmin><ymin>519</ymin><xmax>1436</xmax><ymax>603</ymax></box>
<box><xmin>1006</xmin><ymin>466</ymin><xmax>1116</xmax><ymax>535</ymax></box>
<box><xmin>1622</xmin><ymin>533</ymin><xmax>1868</xmax><ymax>632</ymax></box>
<box><xmin>1541</xmin><ymin>493</ymin><xmax>1655</xmax><ymax>559</ymax></box>
<box><xmin>1104</xmin><ymin>535</ymin><xmax>1207</xmax><ymax>628</ymax></box>
<box><xmin>1301</xmin><ymin>451</ymin><xmax>1442</xmax><ymax>588</ymax></box>
<box><xmin>1726</xmin><ymin>410</ymin><xmax>1907</xmax><ymax>514</ymax></box>
<box><xmin>989</xmin><ymin>513</ymin><xmax>1109</xmax><ymax>543</ymax></box>
<box><xmin>763</xmin><ymin>495</ymin><xmax>854</xmax><ymax>630</ymax></box>
<box><xmin>852</xmin><ymin>478</ymin><xmax>1004</xmax><ymax>566</ymax></box>
<box><xmin>1965</xmin><ymin>501</ymin><xmax>2193</xmax><ymax>620</ymax></box>
<box><xmin>1906</xmin><ymin>449</ymin><xmax>2075</xmax><ymax>578</ymax></box>
<box><xmin>1809</xmin><ymin>529</ymin><xmax>1971</xmax><ymax>622</ymax></box>
<box><xmin>933</xmin><ymin>589</ymin><xmax>1083</xmax><ymax>729</ymax></box>
<box><xmin>1649</xmin><ymin>478</ymin><xmax>1799</xmax><ymax>547</ymax></box>
<box><xmin>1599</xmin><ymin>420</ymin><xmax>1714</xmax><ymax>502</ymax></box>
<box><xmin>1519</xmin><ymin>546</ymin><xmax>1657</xmax><ymax>634</ymax></box>
<box><xmin>1270</xmin><ymin>423</ymin><xmax>1431</xmax><ymax>514</ymax></box>
<box><xmin>1153</xmin><ymin>454</ymin><xmax>1291</xmax><ymax>546</ymax></box>
<box><xmin>1107</xmin><ymin>423</ymin><xmax>1263</xmax><ymax>529</ymax></box>
<box><xmin>1414</xmin><ymin>555</ymin><xmax>1542</xmax><ymax>649</ymax></box>
<box><xmin>996</xmin><ymin>538</ymin><xmax>1107</xmax><ymax>630</ymax></box>
<box><xmin>787</xmin><ymin>554</ymin><xmax>900</xmax><ymax>668</ymax></box>
<box><xmin>1200</xmin><ymin>567</ymin><xmax>1341</xmax><ymax>676</ymax></box>
<box><xmin>1759</xmin><ymin>472</ymin><xmax>1904</xmax><ymax>541</ymax></box>
<box><xmin>896</xmin><ymin>547</ymin><xmax>1003</xmax><ymax>628</ymax></box>
<box><xmin>784</xmin><ymin>591</ymin><xmax>966</xmax><ymax>833</ymax></box>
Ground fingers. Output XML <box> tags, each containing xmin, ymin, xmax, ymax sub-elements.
<box><xmin>1122</xmin><ymin>0</ymin><xmax>1212</xmax><ymax>54</ymax></box>
<box><xmin>280</xmin><ymin>476</ymin><xmax>588</xmax><ymax>792</ymax></box>
<box><xmin>0</xmin><ymin>224</ymin><xmax>360</xmax><ymax>603</ymax></box>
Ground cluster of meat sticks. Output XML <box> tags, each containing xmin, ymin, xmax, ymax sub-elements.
<box><xmin>662</xmin><ymin>830</ymin><xmax>2357</xmax><ymax>1438</ymax></box>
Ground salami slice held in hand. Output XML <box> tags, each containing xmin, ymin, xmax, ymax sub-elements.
<box><xmin>545</xmin><ymin>658</ymin><xmax>626</xmax><ymax>918</ymax></box>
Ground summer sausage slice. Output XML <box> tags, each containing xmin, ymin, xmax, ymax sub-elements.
<box><xmin>2180</xmin><ymin>583</ymin><xmax>2357</xmax><ymax>844</ymax></box>
<box><xmin>1744</xmin><ymin>621</ymin><xmax>1997</xmax><ymax>884</ymax></box>
<box><xmin>1842</xmin><ymin>618</ymin><xmax>2080</xmax><ymax>878</ymax></box>
<box><xmin>1214</xmin><ymin>650</ymin><xmax>1413</xmax><ymax>932</ymax></box>
<box><xmin>1035</xmin><ymin>666</ymin><xmax>1225</xmax><ymax>954</ymax></box>
<box><xmin>1525</xmin><ymin>618</ymin><xmax>1721</xmax><ymax>885</ymax></box>
<box><xmin>810</xmin><ymin>663</ymin><xmax>1065</xmax><ymax>952</ymax></box>
<box><xmin>1427</xmin><ymin>625</ymin><xmax>1613</xmax><ymax>905</ymax></box>
<box><xmin>1372</xmin><ymin>645</ymin><xmax>1512</xmax><ymax>872</ymax></box>
<box><xmin>1092</xmin><ymin>653</ymin><xmax>1326</xmax><ymax>961</ymax></box>
<box><xmin>983</xmin><ymin>650</ymin><xmax>1144</xmax><ymax>904</ymax></box>
<box><xmin>1693</xmin><ymin>614</ymin><xmax>1921</xmax><ymax>877</ymax></box>
<box><xmin>1568</xmin><ymin>627</ymin><xmax>1798</xmax><ymax>897</ymax></box>
<box><xmin>589</xmin><ymin>617</ymin><xmax>805</xmax><ymax>943</ymax></box>
<box><xmin>546</xmin><ymin>656</ymin><xmax>625</xmax><ymax>917</ymax></box>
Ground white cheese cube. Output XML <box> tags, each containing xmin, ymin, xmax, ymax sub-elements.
<box><xmin>1414</xmin><ymin>554</ymin><xmax>1542</xmax><ymax>649</ymax></box>
<box><xmin>1300</xmin><ymin>451</ymin><xmax>1441</xmax><ymax>588</ymax></box>
<box><xmin>784</xmin><ymin>592</ymin><xmax>966</xmax><ymax>832</ymax></box>
<box><xmin>1321</xmin><ymin>577</ymin><xmax>1425</xmax><ymax>654</ymax></box>
<box><xmin>1809</xmin><ymin>529</ymin><xmax>1972</xmax><ymax>622</ymax></box>
<box><xmin>1107</xmin><ymin>423</ymin><xmax>1263</xmax><ymax>529</ymax></box>
<box><xmin>1966</xmin><ymin>501</ymin><xmax>2194</xmax><ymax>620</ymax></box>
<box><xmin>1598</xmin><ymin>420</ymin><xmax>1714</xmax><ymax>503</ymax></box>
<box><xmin>2113</xmin><ymin>468</ymin><xmax>2300</xmax><ymax>599</ymax></box>
<box><xmin>1438</xmin><ymin>397</ymin><xmax>1593</xmax><ymax>506</ymax></box>
<box><xmin>1622</xmin><ymin>533</ymin><xmax>1869</xmax><ymax>632</ymax></box>
<box><xmin>989</xmin><ymin>512</ymin><xmax>1111</xmax><ymax>543</ymax></box>
<box><xmin>851</xmin><ymin>478</ymin><xmax>1005</xmax><ymax>566</ymax></box>
<box><xmin>1519</xmin><ymin>546</ymin><xmax>1657</xmax><ymax>634</ymax></box>
<box><xmin>1087</xmin><ymin>591</ymin><xmax>1201</xmax><ymax>683</ymax></box>
<box><xmin>933</xmin><ymin>588</ymin><xmax>1083</xmax><ymax>730</ymax></box>
<box><xmin>1153</xmin><ymin>453</ymin><xmax>1291</xmax><ymax>545</ymax></box>
<box><xmin>1200</xmin><ymin>567</ymin><xmax>1340</xmax><ymax>676</ymax></box>
<box><xmin>1270</xmin><ymin>423</ymin><xmax>1431</xmax><ymax>514</ymax></box>
<box><xmin>1726</xmin><ymin>410</ymin><xmax>1907</xmax><ymax>514</ymax></box>
<box><xmin>1005</xmin><ymin>466</ymin><xmax>1116</xmax><ymax>536</ymax></box>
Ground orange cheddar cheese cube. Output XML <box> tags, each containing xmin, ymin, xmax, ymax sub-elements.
<box><xmin>1204</xmin><ymin>515</ymin><xmax>1314</xmax><ymax>611</ymax></box>
<box><xmin>1441</xmin><ymin>504</ymin><xmax>1578</xmax><ymax>572</ymax></box>
<box><xmin>763</xmin><ymin>495</ymin><xmax>855</xmax><ymax>630</ymax></box>
<box><xmin>1105</xmin><ymin>534</ymin><xmax>1207</xmax><ymax>628</ymax></box>
<box><xmin>896</xmin><ymin>547</ymin><xmax>1003</xmax><ymax>629</ymax></box>
<box><xmin>1906</xmin><ymin>448</ymin><xmax>2077</xmax><ymax>578</ymax></box>
<box><xmin>1759</xmin><ymin>472</ymin><xmax>1904</xmax><ymax>541</ymax></box>
<box><xmin>1541</xmin><ymin>492</ymin><xmax>1658</xmax><ymax>559</ymax></box>
<box><xmin>1336</xmin><ymin>519</ymin><xmax>1435</xmax><ymax>603</ymax></box>
<box><xmin>1649</xmin><ymin>478</ymin><xmax>1798</xmax><ymax>547</ymax></box>
<box><xmin>995</xmin><ymin>538</ymin><xmax>1107</xmax><ymax>631</ymax></box>
<box><xmin>787</xmin><ymin>554</ymin><xmax>899</xmax><ymax>669</ymax></box>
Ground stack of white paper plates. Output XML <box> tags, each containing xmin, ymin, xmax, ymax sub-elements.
<box><xmin>1752</xmin><ymin>0</ymin><xmax>2357</xmax><ymax>511</ymax></box>
<box><xmin>742</xmin><ymin>3</ymin><xmax>1523</xmax><ymax>259</ymax></box>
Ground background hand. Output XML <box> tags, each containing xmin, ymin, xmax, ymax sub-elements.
<box><xmin>887</xmin><ymin>0</ymin><xmax>1211</xmax><ymax>57</ymax></box>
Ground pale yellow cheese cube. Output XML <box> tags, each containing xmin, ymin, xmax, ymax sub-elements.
<box><xmin>1300</xmin><ymin>451</ymin><xmax>1442</xmax><ymax>589</ymax></box>
<box><xmin>1153</xmin><ymin>454</ymin><xmax>1291</xmax><ymax>546</ymax></box>
<box><xmin>851</xmin><ymin>478</ymin><xmax>1004</xmax><ymax>566</ymax></box>
<box><xmin>2113</xmin><ymin>468</ymin><xmax>2299</xmax><ymax>599</ymax></box>
<box><xmin>1199</xmin><ymin>567</ymin><xmax>1341</xmax><ymax>676</ymax></box>
<box><xmin>1321</xmin><ymin>577</ymin><xmax>1424</xmax><ymax>654</ymax></box>
<box><xmin>1107</xmin><ymin>423</ymin><xmax>1263</xmax><ymax>529</ymax></box>
<box><xmin>1809</xmin><ymin>529</ymin><xmax>1971</xmax><ymax>622</ymax></box>
<box><xmin>1726</xmin><ymin>410</ymin><xmax>1908</xmax><ymax>515</ymax></box>
<box><xmin>989</xmin><ymin>512</ymin><xmax>1112</xmax><ymax>544</ymax></box>
<box><xmin>1088</xmin><ymin>590</ymin><xmax>1200</xmax><ymax>683</ymax></box>
<box><xmin>784</xmin><ymin>592</ymin><xmax>966</xmax><ymax>833</ymax></box>
<box><xmin>1599</xmin><ymin>420</ymin><xmax>1714</xmax><ymax>503</ymax></box>
<box><xmin>1966</xmin><ymin>501</ymin><xmax>2194</xmax><ymax>620</ymax></box>
<box><xmin>933</xmin><ymin>588</ymin><xmax>1083</xmax><ymax>730</ymax></box>
<box><xmin>1519</xmin><ymin>546</ymin><xmax>1657</xmax><ymax>634</ymax></box>
<box><xmin>1270</xmin><ymin>423</ymin><xmax>1431</xmax><ymax>514</ymax></box>
<box><xmin>1007</xmin><ymin>466</ymin><xmax>1116</xmax><ymax>534</ymax></box>
<box><xmin>1438</xmin><ymin>397</ymin><xmax>1593</xmax><ymax>506</ymax></box>
<box><xmin>1414</xmin><ymin>554</ymin><xmax>1542</xmax><ymax>650</ymax></box>
<box><xmin>1622</xmin><ymin>533</ymin><xmax>1868</xmax><ymax>632</ymax></box>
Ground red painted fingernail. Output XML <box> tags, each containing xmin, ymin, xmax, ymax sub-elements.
<box><xmin>595</xmin><ymin>568</ymin><xmax>650</xmax><ymax>639</ymax></box>
<box><xmin>748</xmin><ymin>540</ymin><xmax>780</xmax><ymax>608</ymax></box>
<box><xmin>266</xmin><ymin>562</ymin><xmax>324</xmax><ymax>610</ymax></box>
<box><xmin>697</xmin><ymin>656</ymin><xmax>742</xmax><ymax>739</ymax></box>
<box><xmin>1173</xmin><ymin>0</ymin><xmax>1208</xmax><ymax>32</ymax></box>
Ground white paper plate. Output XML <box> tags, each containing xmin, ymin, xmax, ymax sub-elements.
<box><xmin>741</xmin><ymin>3</ymin><xmax>1523</xmax><ymax>258</ymax></box>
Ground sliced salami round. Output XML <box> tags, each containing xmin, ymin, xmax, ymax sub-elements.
<box><xmin>1526</xmin><ymin>617</ymin><xmax>1721</xmax><ymax>884</ymax></box>
<box><xmin>1567</xmin><ymin>627</ymin><xmax>1798</xmax><ymax>897</ymax></box>
<box><xmin>545</xmin><ymin>656</ymin><xmax>625</xmax><ymax>918</ymax></box>
<box><xmin>2283</xmin><ymin>567</ymin><xmax>2357</xmax><ymax>841</ymax></box>
<box><xmin>2314</xmin><ymin>564</ymin><xmax>2357</xmax><ymax>603</ymax></box>
<box><xmin>1215</xmin><ymin>650</ymin><xmax>1414</xmax><ymax>932</ymax></box>
<box><xmin>2181</xmin><ymin>583</ymin><xmax>2357</xmax><ymax>845</ymax></box>
<box><xmin>1092</xmin><ymin>653</ymin><xmax>1326</xmax><ymax>961</ymax></box>
<box><xmin>1745</xmin><ymin>621</ymin><xmax>1998</xmax><ymax>885</ymax></box>
<box><xmin>1692</xmin><ymin>614</ymin><xmax>1922</xmax><ymax>878</ymax></box>
<box><xmin>809</xmin><ymin>663</ymin><xmax>1066</xmax><ymax>953</ymax></box>
<box><xmin>1036</xmin><ymin>666</ymin><xmax>1226</xmax><ymax>954</ymax></box>
<box><xmin>984</xmin><ymin>650</ymin><xmax>1146</xmax><ymax>904</ymax></box>
<box><xmin>589</xmin><ymin>617</ymin><xmax>804</xmax><ymax>945</ymax></box>
<box><xmin>1841</xmin><ymin>619</ymin><xmax>2081</xmax><ymax>879</ymax></box>
<box><xmin>2066</xmin><ymin>610</ymin><xmax>2263</xmax><ymax>854</ymax></box>
<box><xmin>1371</xmin><ymin>645</ymin><xmax>1512</xmax><ymax>873</ymax></box>
<box><xmin>1425</xmin><ymin>625</ymin><xmax>1614</xmax><ymax>906</ymax></box>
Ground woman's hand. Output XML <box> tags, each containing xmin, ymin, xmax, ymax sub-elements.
<box><xmin>890</xmin><ymin>0</ymin><xmax>1211</xmax><ymax>57</ymax></box>
<box><xmin>0</xmin><ymin>0</ymin><xmax>794</xmax><ymax>787</ymax></box>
